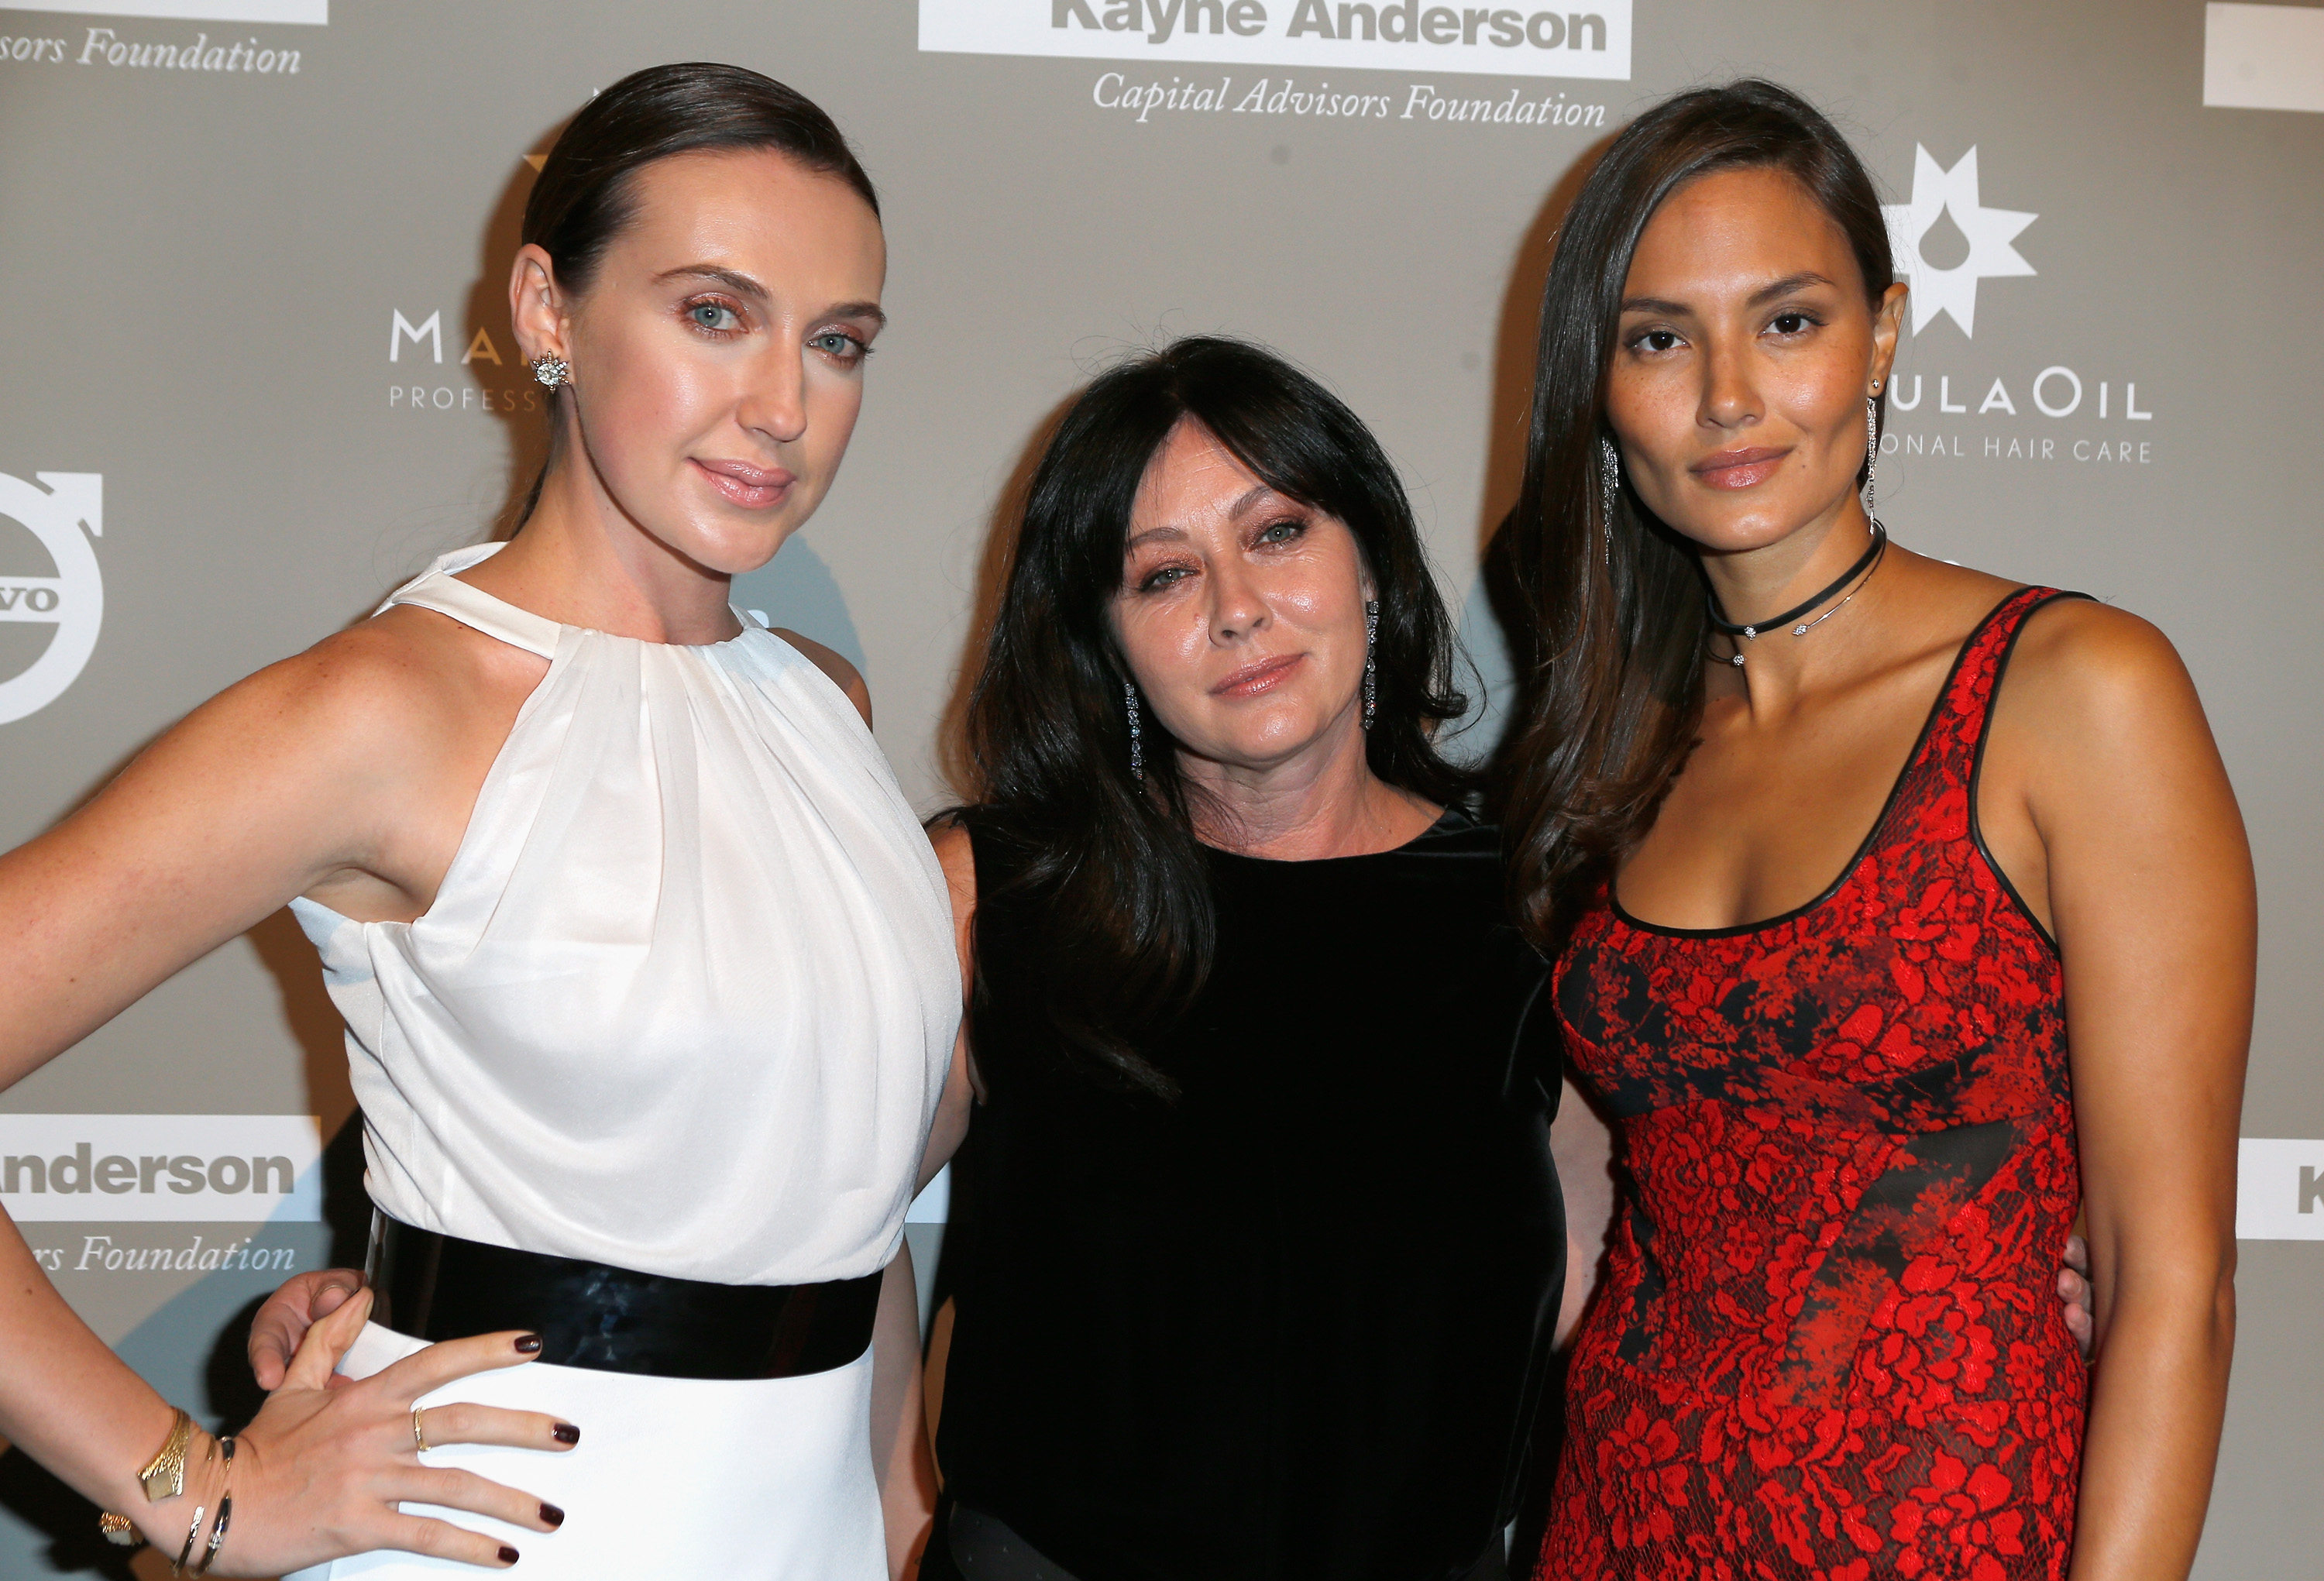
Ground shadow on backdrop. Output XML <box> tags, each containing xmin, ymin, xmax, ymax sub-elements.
<box><xmin>1460</xmin><ymin>135</ymin><xmax>1614</xmax><ymax>789</ymax></box>
<box><xmin>932</xmin><ymin>391</ymin><xmax>1082</xmax><ymax>804</ymax></box>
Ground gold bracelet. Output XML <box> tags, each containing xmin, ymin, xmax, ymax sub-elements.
<box><xmin>139</xmin><ymin>1407</ymin><xmax>197</xmax><ymax>1503</ymax></box>
<box><xmin>194</xmin><ymin>1436</ymin><xmax>236</xmax><ymax>1576</ymax></box>
<box><xmin>96</xmin><ymin>1404</ymin><xmax>197</xmax><ymax>1548</ymax></box>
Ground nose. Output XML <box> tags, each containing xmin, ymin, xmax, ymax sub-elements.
<box><xmin>1697</xmin><ymin>335</ymin><xmax>1761</xmax><ymax>433</ymax></box>
<box><xmin>737</xmin><ymin>343</ymin><xmax>810</xmax><ymax>445</ymax></box>
<box><xmin>1207</xmin><ymin>558</ymin><xmax>1269</xmax><ymax>644</ymax></box>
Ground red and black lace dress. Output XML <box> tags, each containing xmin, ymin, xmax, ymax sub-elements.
<box><xmin>1538</xmin><ymin>588</ymin><xmax>2087</xmax><ymax>1581</ymax></box>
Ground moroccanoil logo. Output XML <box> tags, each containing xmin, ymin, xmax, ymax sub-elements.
<box><xmin>0</xmin><ymin>1115</ymin><xmax>321</xmax><ymax>1222</ymax></box>
<box><xmin>920</xmin><ymin>0</ymin><xmax>1632</xmax><ymax>80</ymax></box>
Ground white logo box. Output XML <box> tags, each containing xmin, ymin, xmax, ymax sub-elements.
<box><xmin>2</xmin><ymin>2</ymin><xmax>325</xmax><ymax>20</ymax></box>
<box><xmin>2237</xmin><ymin>1138</ymin><xmax>2324</xmax><ymax>1241</ymax></box>
<box><xmin>920</xmin><ymin>0</ymin><xmax>1631</xmax><ymax>81</ymax></box>
<box><xmin>0</xmin><ymin>1115</ymin><xmax>321</xmax><ymax>1222</ymax></box>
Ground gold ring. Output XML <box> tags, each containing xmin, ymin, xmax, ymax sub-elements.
<box><xmin>411</xmin><ymin>1406</ymin><xmax>431</xmax><ymax>1456</ymax></box>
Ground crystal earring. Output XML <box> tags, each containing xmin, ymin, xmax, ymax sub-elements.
<box><xmin>1862</xmin><ymin>394</ymin><xmax>1879</xmax><ymax>520</ymax></box>
<box><xmin>1361</xmin><ymin>600</ymin><xmax>1379</xmax><ymax>731</ymax></box>
<box><xmin>1125</xmin><ymin>680</ymin><xmax>1143</xmax><ymax>782</ymax></box>
<box><xmin>1598</xmin><ymin>436</ymin><xmax>1621</xmax><ymax>565</ymax></box>
<box><xmin>528</xmin><ymin>353</ymin><xmax>570</xmax><ymax>388</ymax></box>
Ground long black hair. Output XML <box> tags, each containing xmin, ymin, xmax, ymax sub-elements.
<box><xmin>1499</xmin><ymin>79</ymin><xmax>1895</xmax><ymax>950</ymax></box>
<box><xmin>511</xmin><ymin>62</ymin><xmax>879</xmax><ymax>528</ymax></box>
<box><xmin>963</xmin><ymin>336</ymin><xmax>1473</xmax><ymax>1095</ymax></box>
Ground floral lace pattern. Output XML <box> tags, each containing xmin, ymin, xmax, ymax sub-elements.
<box><xmin>1538</xmin><ymin>589</ymin><xmax>2085</xmax><ymax>1581</ymax></box>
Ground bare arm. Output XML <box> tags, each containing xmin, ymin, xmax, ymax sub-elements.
<box><xmin>1990</xmin><ymin>602</ymin><xmax>2250</xmax><ymax>1580</ymax></box>
<box><xmin>868</xmin><ymin>818</ymin><xmax>982</xmax><ymax>1576</ymax></box>
<box><xmin>1549</xmin><ymin>1080</ymin><xmax>1614</xmax><ymax>1349</ymax></box>
<box><xmin>1</xmin><ymin>624</ymin><xmax>572</xmax><ymax>1571</ymax></box>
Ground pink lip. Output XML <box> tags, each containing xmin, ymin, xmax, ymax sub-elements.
<box><xmin>1211</xmin><ymin>654</ymin><xmax>1303</xmax><ymax>698</ymax></box>
<box><xmin>1691</xmin><ymin>446</ymin><xmax>1789</xmax><ymax>490</ymax></box>
<box><xmin>692</xmin><ymin>457</ymin><xmax>797</xmax><ymax>510</ymax></box>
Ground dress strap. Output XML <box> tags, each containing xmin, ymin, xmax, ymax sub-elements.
<box><xmin>377</xmin><ymin>543</ymin><xmax>562</xmax><ymax>659</ymax></box>
<box><xmin>1886</xmin><ymin>586</ymin><xmax>2091</xmax><ymax>830</ymax></box>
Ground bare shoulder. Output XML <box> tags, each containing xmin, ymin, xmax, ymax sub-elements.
<box><xmin>1999</xmin><ymin>596</ymin><xmax>2202</xmax><ymax>734</ymax></box>
<box><xmin>924</xmin><ymin>813</ymin><xmax>978</xmax><ymax>920</ymax></box>
<box><xmin>193</xmin><ymin>605</ymin><xmax>521</xmax><ymax>769</ymax></box>
<box><xmin>772</xmin><ymin>627</ymin><xmax>872</xmax><ymax>727</ymax></box>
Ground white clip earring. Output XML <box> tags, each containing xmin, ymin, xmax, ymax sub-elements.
<box><xmin>528</xmin><ymin>354</ymin><xmax>569</xmax><ymax>388</ymax></box>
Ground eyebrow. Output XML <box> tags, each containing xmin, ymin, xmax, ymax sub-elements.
<box><xmin>1124</xmin><ymin>483</ymin><xmax>1283</xmax><ymax>552</ymax></box>
<box><xmin>1620</xmin><ymin>272</ymin><xmax>1838</xmax><ymax>317</ymax></box>
<box><xmin>653</xmin><ymin>266</ymin><xmax>889</xmax><ymax>328</ymax></box>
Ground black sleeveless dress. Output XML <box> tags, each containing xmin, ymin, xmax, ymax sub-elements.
<box><xmin>931</xmin><ymin>812</ymin><xmax>1566</xmax><ymax>1581</ymax></box>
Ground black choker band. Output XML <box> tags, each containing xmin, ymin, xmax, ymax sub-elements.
<box><xmin>1708</xmin><ymin>524</ymin><xmax>1887</xmax><ymax>641</ymax></box>
<box><xmin>363</xmin><ymin>1212</ymin><xmax>881</xmax><ymax>1380</ymax></box>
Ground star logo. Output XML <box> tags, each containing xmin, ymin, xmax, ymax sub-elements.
<box><xmin>1882</xmin><ymin>146</ymin><xmax>2037</xmax><ymax>338</ymax></box>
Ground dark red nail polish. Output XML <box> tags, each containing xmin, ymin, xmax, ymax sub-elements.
<box><xmin>499</xmin><ymin>1545</ymin><xmax>520</xmax><ymax>1564</ymax></box>
<box><xmin>540</xmin><ymin>1502</ymin><xmax>564</xmax><ymax>1528</ymax></box>
<box><xmin>552</xmin><ymin>1422</ymin><xmax>579</xmax><ymax>1445</ymax></box>
<box><xmin>514</xmin><ymin>1334</ymin><xmax>542</xmax><ymax>1354</ymax></box>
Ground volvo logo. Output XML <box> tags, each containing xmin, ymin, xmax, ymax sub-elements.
<box><xmin>0</xmin><ymin>471</ymin><xmax>104</xmax><ymax>726</ymax></box>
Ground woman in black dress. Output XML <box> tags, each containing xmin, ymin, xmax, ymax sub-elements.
<box><xmin>915</xmin><ymin>336</ymin><xmax>1564</xmax><ymax>1581</ymax></box>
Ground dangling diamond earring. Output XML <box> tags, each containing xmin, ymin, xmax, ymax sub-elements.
<box><xmin>528</xmin><ymin>354</ymin><xmax>570</xmax><ymax>388</ymax></box>
<box><xmin>1361</xmin><ymin>600</ymin><xmax>1379</xmax><ymax>731</ymax></box>
<box><xmin>1598</xmin><ymin>436</ymin><xmax>1621</xmax><ymax>565</ymax></box>
<box><xmin>1124</xmin><ymin>680</ymin><xmax>1144</xmax><ymax>782</ymax></box>
<box><xmin>1862</xmin><ymin>394</ymin><xmax>1879</xmax><ymax>521</ymax></box>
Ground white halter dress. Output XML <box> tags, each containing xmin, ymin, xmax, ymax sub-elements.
<box><xmin>285</xmin><ymin>544</ymin><xmax>957</xmax><ymax>1579</ymax></box>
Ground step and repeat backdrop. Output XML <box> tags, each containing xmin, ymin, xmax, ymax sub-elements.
<box><xmin>1</xmin><ymin>0</ymin><xmax>2318</xmax><ymax>1573</ymax></box>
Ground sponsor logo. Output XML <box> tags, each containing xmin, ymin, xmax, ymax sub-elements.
<box><xmin>29</xmin><ymin>1234</ymin><xmax>303</xmax><ymax>1275</ymax></box>
<box><xmin>0</xmin><ymin>471</ymin><xmax>104</xmax><ymax>726</ymax></box>
<box><xmin>922</xmin><ymin>0</ymin><xmax>1631</xmax><ymax>81</ymax></box>
<box><xmin>3</xmin><ymin>6</ymin><xmax>321</xmax><ymax>75</ymax></box>
<box><xmin>386</xmin><ymin>307</ymin><xmax>543</xmax><ymax>416</ymax></box>
<box><xmin>0</xmin><ymin>1115</ymin><xmax>322</xmax><ymax>1222</ymax></box>
<box><xmin>1091</xmin><ymin>70</ymin><xmax>1603</xmax><ymax>125</ymax></box>
<box><xmin>1882</xmin><ymin>146</ymin><xmax>2036</xmax><ymax>339</ymax></box>
<box><xmin>1876</xmin><ymin>146</ymin><xmax>2160</xmax><ymax>471</ymax></box>
<box><xmin>2236</xmin><ymin>1138</ymin><xmax>2324</xmax><ymax>1241</ymax></box>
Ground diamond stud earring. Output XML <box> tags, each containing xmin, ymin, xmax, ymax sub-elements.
<box><xmin>528</xmin><ymin>354</ymin><xmax>570</xmax><ymax>388</ymax></box>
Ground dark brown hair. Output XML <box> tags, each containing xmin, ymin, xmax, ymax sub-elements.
<box><xmin>513</xmin><ymin>63</ymin><xmax>879</xmax><ymax>527</ymax></box>
<box><xmin>1499</xmin><ymin>79</ymin><xmax>1894</xmax><ymax>949</ymax></box>
<box><xmin>961</xmin><ymin>336</ymin><xmax>1475</xmax><ymax>1096</ymax></box>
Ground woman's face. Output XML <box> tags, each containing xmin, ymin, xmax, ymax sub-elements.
<box><xmin>1109</xmin><ymin>420</ymin><xmax>1374</xmax><ymax>781</ymax></box>
<box><xmin>1604</xmin><ymin>165</ymin><xmax>1906</xmax><ymax>557</ymax></box>
<box><xmin>512</xmin><ymin>148</ymin><xmax>886</xmax><ymax>576</ymax></box>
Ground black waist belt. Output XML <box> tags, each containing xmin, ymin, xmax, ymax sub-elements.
<box><xmin>363</xmin><ymin>1212</ymin><xmax>882</xmax><ymax>1380</ymax></box>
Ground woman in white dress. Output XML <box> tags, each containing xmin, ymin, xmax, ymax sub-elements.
<box><xmin>0</xmin><ymin>63</ymin><xmax>957</xmax><ymax>1578</ymax></box>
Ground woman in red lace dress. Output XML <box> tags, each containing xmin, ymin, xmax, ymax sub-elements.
<box><xmin>1500</xmin><ymin>82</ymin><xmax>2250</xmax><ymax>1579</ymax></box>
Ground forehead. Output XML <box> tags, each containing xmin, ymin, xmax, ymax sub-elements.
<box><xmin>1624</xmin><ymin>165</ymin><xmax>1860</xmax><ymax>297</ymax></box>
<box><xmin>1130</xmin><ymin>420</ymin><xmax>1269</xmax><ymax>528</ymax></box>
<box><xmin>607</xmin><ymin>146</ymin><xmax>885</xmax><ymax>286</ymax></box>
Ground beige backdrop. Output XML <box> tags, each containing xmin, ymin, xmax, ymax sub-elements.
<box><xmin>1</xmin><ymin>1</ymin><xmax>2317</xmax><ymax>1573</ymax></box>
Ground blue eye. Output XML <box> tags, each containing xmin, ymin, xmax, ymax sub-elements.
<box><xmin>688</xmin><ymin>301</ymin><xmax>740</xmax><ymax>332</ymax></box>
<box><xmin>811</xmin><ymin>331</ymin><xmax>869</xmax><ymax>363</ymax></box>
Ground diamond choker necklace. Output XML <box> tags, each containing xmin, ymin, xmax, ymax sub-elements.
<box><xmin>1707</xmin><ymin>524</ymin><xmax>1888</xmax><ymax>668</ymax></box>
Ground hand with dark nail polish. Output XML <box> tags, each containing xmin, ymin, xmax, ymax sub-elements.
<box><xmin>552</xmin><ymin>1422</ymin><xmax>580</xmax><ymax>1445</ymax></box>
<box><xmin>541</xmin><ymin>1502</ymin><xmax>565</xmax><ymax>1528</ymax></box>
<box><xmin>499</xmin><ymin>1545</ymin><xmax>521</xmax><ymax>1565</ymax></box>
<box><xmin>514</xmin><ymin>1334</ymin><xmax>543</xmax><ymax>1354</ymax></box>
